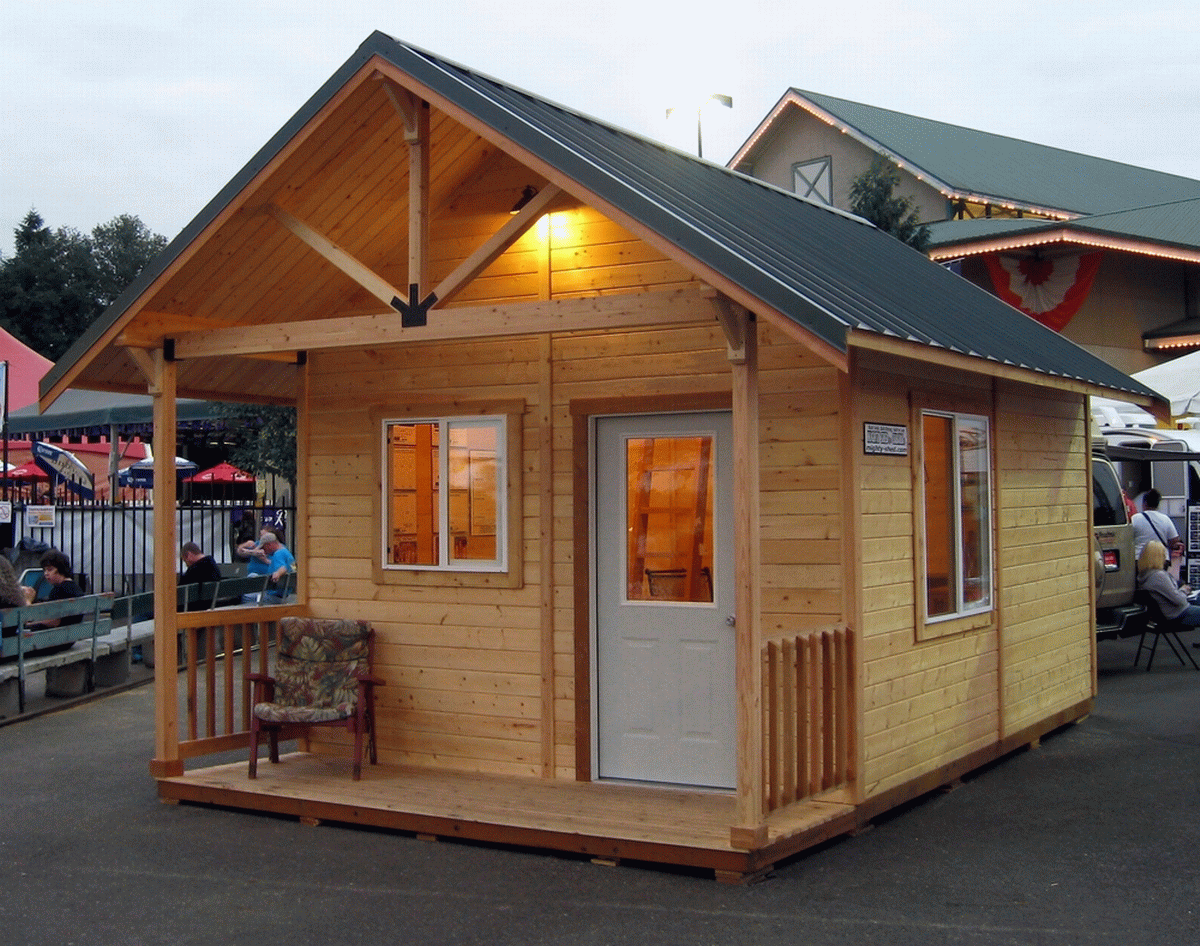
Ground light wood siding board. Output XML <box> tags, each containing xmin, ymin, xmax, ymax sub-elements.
<box><xmin>756</xmin><ymin>326</ymin><xmax>844</xmax><ymax>641</ymax></box>
<box><xmin>301</xmin><ymin>211</ymin><xmax>731</xmax><ymax>775</ymax></box>
<box><xmin>994</xmin><ymin>383</ymin><xmax>1092</xmax><ymax>736</ymax></box>
<box><xmin>852</xmin><ymin>351</ymin><xmax>1008</xmax><ymax>802</ymax></box>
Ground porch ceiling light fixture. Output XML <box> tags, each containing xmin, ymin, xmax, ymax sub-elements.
<box><xmin>510</xmin><ymin>185</ymin><xmax>539</xmax><ymax>214</ymax></box>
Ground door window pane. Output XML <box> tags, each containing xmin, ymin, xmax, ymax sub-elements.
<box><xmin>625</xmin><ymin>435</ymin><xmax>714</xmax><ymax>603</ymax></box>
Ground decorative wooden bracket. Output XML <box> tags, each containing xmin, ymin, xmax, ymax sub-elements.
<box><xmin>708</xmin><ymin>290</ymin><xmax>751</xmax><ymax>364</ymax></box>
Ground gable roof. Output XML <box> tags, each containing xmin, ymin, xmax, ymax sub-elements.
<box><xmin>43</xmin><ymin>33</ymin><xmax>1160</xmax><ymax>409</ymax></box>
<box><xmin>731</xmin><ymin>89</ymin><xmax>1200</xmax><ymax>218</ymax></box>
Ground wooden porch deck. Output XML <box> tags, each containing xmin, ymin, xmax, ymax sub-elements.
<box><xmin>158</xmin><ymin>755</ymin><xmax>858</xmax><ymax>882</ymax></box>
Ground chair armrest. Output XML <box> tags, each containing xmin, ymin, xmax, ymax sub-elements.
<box><xmin>246</xmin><ymin>672</ymin><xmax>276</xmax><ymax>701</ymax></box>
<box><xmin>355</xmin><ymin>671</ymin><xmax>387</xmax><ymax>687</ymax></box>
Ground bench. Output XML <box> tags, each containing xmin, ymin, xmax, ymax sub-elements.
<box><xmin>0</xmin><ymin>594</ymin><xmax>115</xmax><ymax>717</ymax></box>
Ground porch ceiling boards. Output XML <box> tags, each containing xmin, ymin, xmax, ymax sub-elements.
<box><xmin>158</xmin><ymin>754</ymin><xmax>856</xmax><ymax>880</ymax></box>
<box><xmin>63</xmin><ymin>73</ymin><xmax>533</xmax><ymax>406</ymax></box>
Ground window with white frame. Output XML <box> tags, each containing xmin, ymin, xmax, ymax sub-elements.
<box><xmin>382</xmin><ymin>416</ymin><xmax>506</xmax><ymax>571</ymax></box>
<box><xmin>793</xmin><ymin>157</ymin><xmax>833</xmax><ymax>205</ymax></box>
<box><xmin>921</xmin><ymin>410</ymin><xmax>992</xmax><ymax>621</ymax></box>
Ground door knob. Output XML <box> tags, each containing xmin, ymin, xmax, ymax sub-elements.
<box><xmin>726</xmin><ymin>615</ymin><xmax>736</xmax><ymax>626</ymax></box>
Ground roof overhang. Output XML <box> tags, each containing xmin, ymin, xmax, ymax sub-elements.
<box><xmin>848</xmin><ymin>329</ymin><xmax>1171</xmax><ymax>423</ymax></box>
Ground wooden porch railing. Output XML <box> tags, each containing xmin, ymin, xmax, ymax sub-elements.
<box><xmin>762</xmin><ymin>624</ymin><xmax>852</xmax><ymax>813</ymax></box>
<box><xmin>174</xmin><ymin>605</ymin><xmax>304</xmax><ymax>761</ymax></box>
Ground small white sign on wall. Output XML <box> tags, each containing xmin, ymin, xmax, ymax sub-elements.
<box><xmin>26</xmin><ymin>505</ymin><xmax>56</xmax><ymax>529</ymax></box>
<box><xmin>863</xmin><ymin>423</ymin><xmax>909</xmax><ymax>456</ymax></box>
<box><xmin>0</xmin><ymin>501</ymin><xmax>10</xmax><ymax>525</ymax></box>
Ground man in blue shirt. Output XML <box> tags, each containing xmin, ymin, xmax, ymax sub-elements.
<box><xmin>256</xmin><ymin>532</ymin><xmax>295</xmax><ymax>601</ymax></box>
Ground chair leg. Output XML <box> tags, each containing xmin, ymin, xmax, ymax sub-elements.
<box><xmin>1134</xmin><ymin>632</ymin><xmax>1148</xmax><ymax>668</ymax></box>
<box><xmin>268</xmin><ymin>728</ymin><xmax>279</xmax><ymax>764</ymax></box>
<box><xmin>1146</xmin><ymin>632</ymin><xmax>1163</xmax><ymax>670</ymax></box>
<box><xmin>1165</xmin><ymin>631</ymin><xmax>1200</xmax><ymax>670</ymax></box>
<box><xmin>248</xmin><ymin>719</ymin><xmax>259</xmax><ymax>779</ymax></box>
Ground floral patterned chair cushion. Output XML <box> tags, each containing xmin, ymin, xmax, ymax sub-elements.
<box><xmin>248</xmin><ymin>617</ymin><xmax>381</xmax><ymax>780</ymax></box>
<box><xmin>252</xmin><ymin>618</ymin><xmax>372</xmax><ymax>724</ymax></box>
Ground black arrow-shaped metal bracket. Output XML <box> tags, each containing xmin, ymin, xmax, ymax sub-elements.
<box><xmin>391</xmin><ymin>283</ymin><xmax>438</xmax><ymax>327</ymax></box>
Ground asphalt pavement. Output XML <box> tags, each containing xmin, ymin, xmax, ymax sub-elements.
<box><xmin>0</xmin><ymin>634</ymin><xmax>1196</xmax><ymax>946</ymax></box>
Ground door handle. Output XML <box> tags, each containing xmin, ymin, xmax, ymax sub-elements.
<box><xmin>725</xmin><ymin>615</ymin><xmax>736</xmax><ymax>627</ymax></box>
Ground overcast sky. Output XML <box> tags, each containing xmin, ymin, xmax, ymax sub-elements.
<box><xmin>3</xmin><ymin>0</ymin><xmax>1199</xmax><ymax>257</ymax></box>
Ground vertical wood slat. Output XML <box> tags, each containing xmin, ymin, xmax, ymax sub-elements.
<box><xmin>765</xmin><ymin>641</ymin><xmax>780</xmax><ymax>812</ymax></box>
<box><xmin>178</xmin><ymin>616</ymin><xmax>284</xmax><ymax>755</ymax></box>
<box><xmin>781</xmin><ymin>637</ymin><xmax>796</xmax><ymax>807</ymax></box>
<box><xmin>761</xmin><ymin>625</ymin><xmax>852</xmax><ymax>813</ymax></box>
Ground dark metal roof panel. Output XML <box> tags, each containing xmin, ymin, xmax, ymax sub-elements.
<box><xmin>796</xmin><ymin>89</ymin><xmax>1200</xmax><ymax>217</ymax></box>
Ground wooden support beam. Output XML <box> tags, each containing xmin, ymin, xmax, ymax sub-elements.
<box><xmin>124</xmin><ymin>346</ymin><xmax>156</xmax><ymax>384</ymax></box>
<box><xmin>431</xmin><ymin>184</ymin><xmax>562</xmax><ymax>308</ymax></box>
<box><xmin>172</xmin><ymin>287</ymin><xmax>712</xmax><ymax>359</ymax></box>
<box><xmin>408</xmin><ymin>98</ymin><xmax>430</xmax><ymax>297</ymax></box>
<box><xmin>731</xmin><ymin>318</ymin><xmax>764</xmax><ymax>833</ymax></box>
<box><xmin>150</xmin><ymin>349</ymin><xmax>182</xmax><ymax>778</ymax></box>
<box><xmin>266</xmin><ymin>204</ymin><xmax>407</xmax><ymax>312</ymax></box>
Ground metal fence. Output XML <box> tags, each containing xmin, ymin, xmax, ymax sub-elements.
<box><xmin>6</xmin><ymin>498</ymin><xmax>297</xmax><ymax>596</ymax></box>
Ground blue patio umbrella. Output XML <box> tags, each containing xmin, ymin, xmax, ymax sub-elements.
<box><xmin>31</xmin><ymin>441</ymin><xmax>95</xmax><ymax>499</ymax></box>
<box><xmin>118</xmin><ymin>456</ymin><xmax>198</xmax><ymax>489</ymax></box>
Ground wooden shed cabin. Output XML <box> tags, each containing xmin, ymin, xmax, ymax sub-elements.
<box><xmin>44</xmin><ymin>34</ymin><xmax>1162</xmax><ymax>881</ymax></box>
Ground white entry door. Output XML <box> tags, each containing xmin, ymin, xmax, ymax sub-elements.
<box><xmin>594</xmin><ymin>411</ymin><xmax>736</xmax><ymax>789</ymax></box>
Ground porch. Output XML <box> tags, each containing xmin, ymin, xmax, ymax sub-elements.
<box><xmin>158</xmin><ymin>754</ymin><xmax>857</xmax><ymax>882</ymax></box>
<box><xmin>153</xmin><ymin>611</ymin><xmax>859</xmax><ymax>882</ymax></box>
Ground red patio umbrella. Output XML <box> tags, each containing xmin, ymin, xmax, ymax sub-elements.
<box><xmin>4</xmin><ymin>461</ymin><xmax>50</xmax><ymax>481</ymax></box>
<box><xmin>183</xmin><ymin>461</ymin><xmax>255</xmax><ymax>484</ymax></box>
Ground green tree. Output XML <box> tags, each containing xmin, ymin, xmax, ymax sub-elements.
<box><xmin>90</xmin><ymin>214</ymin><xmax>168</xmax><ymax>308</ymax></box>
<box><xmin>212</xmin><ymin>403</ymin><xmax>297</xmax><ymax>489</ymax></box>
<box><xmin>0</xmin><ymin>209</ymin><xmax>167</xmax><ymax>361</ymax></box>
<box><xmin>848</xmin><ymin>157</ymin><xmax>931</xmax><ymax>252</ymax></box>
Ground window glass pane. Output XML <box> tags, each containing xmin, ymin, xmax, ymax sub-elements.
<box><xmin>958</xmin><ymin>418</ymin><xmax>990</xmax><ymax>608</ymax></box>
<box><xmin>923</xmin><ymin>414</ymin><xmax>956</xmax><ymax>617</ymax></box>
<box><xmin>625</xmin><ymin>435</ymin><xmax>715</xmax><ymax>603</ymax></box>
<box><xmin>387</xmin><ymin>423</ymin><xmax>439</xmax><ymax>565</ymax></box>
<box><xmin>448</xmin><ymin>422</ymin><xmax>498</xmax><ymax>563</ymax></box>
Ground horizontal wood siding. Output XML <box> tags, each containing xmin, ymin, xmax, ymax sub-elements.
<box><xmin>994</xmin><ymin>382</ymin><xmax>1094</xmax><ymax>734</ymax></box>
<box><xmin>305</xmin><ymin>199</ymin><xmax>711</xmax><ymax>777</ymax></box>
<box><xmin>854</xmin><ymin>355</ymin><xmax>1000</xmax><ymax>798</ymax></box>
<box><xmin>757</xmin><ymin>324</ymin><xmax>844</xmax><ymax>638</ymax></box>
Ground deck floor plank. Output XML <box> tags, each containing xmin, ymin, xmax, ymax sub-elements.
<box><xmin>160</xmin><ymin>753</ymin><xmax>856</xmax><ymax>874</ymax></box>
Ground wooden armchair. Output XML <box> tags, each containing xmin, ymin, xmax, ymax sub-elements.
<box><xmin>248</xmin><ymin>617</ymin><xmax>384</xmax><ymax>780</ymax></box>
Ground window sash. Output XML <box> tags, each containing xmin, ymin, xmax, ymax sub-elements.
<box><xmin>382</xmin><ymin>416</ymin><xmax>506</xmax><ymax>571</ymax></box>
<box><xmin>922</xmin><ymin>411</ymin><xmax>992</xmax><ymax>621</ymax></box>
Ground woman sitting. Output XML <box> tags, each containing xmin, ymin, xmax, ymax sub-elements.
<box><xmin>1136</xmin><ymin>540</ymin><xmax>1200</xmax><ymax>628</ymax></box>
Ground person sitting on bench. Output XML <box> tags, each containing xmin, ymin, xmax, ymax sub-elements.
<box><xmin>25</xmin><ymin>550</ymin><xmax>83</xmax><ymax>629</ymax></box>
<box><xmin>179</xmin><ymin>541</ymin><xmax>222</xmax><ymax>611</ymax></box>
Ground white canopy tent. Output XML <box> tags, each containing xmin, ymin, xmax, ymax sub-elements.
<box><xmin>1093</xmin><ymin>350</ymin><xmax>1200</xmax><ymax>427</ymax></box>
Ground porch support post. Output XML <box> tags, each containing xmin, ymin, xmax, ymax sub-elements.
<box><xmin>731</xmin><ymin>313</ymin><xmax>765</xmax><ymax>843</ymax></box>
<box><xmin>149</xmin><ymin>346</ymin><xmax>183</xmax><ymax>778</ymax></box>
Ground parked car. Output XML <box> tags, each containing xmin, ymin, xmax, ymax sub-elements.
<box><xmin>1093</xmin><ymin>449</ymin><xmax>1143</xmax><ymax>638</ymax></box>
